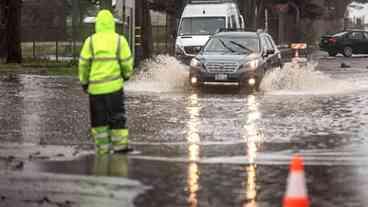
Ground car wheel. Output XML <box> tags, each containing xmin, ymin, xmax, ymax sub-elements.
<box><xmin>328</xmin><ymin>50</ymin><xmax>338</xmax><ymax>57</ymax></box>
<box><xmin>343</xmin><ymin>46</ymin><xmax>353</xmax><ymax>57</ymax></box>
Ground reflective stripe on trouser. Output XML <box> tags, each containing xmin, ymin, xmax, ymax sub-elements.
<box><xmin>111</xmin><ymin>129</ymin><xmax>128</xmax><ymax>150</ymax></box>
<box><xmin>91</xmin><ymin>126</ymin><xmax>111</xmax><ymax>153</ymax></box>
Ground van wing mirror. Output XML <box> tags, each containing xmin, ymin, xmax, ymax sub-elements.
<box><xmin>263</xmin><ymin>49</ymin><xmax>275</xmax><ymax>57</ymax></box>
<box><xmin>172</xmin><ymin>31</ymin><xmax>177</xmax><ymax>39</ymax></box>
<box><xmin>267</xmin><ymin>49</ymin><xmax>275</xmax><ymax>55</ymax></box>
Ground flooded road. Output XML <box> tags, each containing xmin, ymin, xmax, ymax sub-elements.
<box><xmin>1</xmin><ymin>54</ymin><xmax>368</xmax><ymax>206</ymax></box>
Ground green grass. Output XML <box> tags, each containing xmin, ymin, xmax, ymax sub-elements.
<box><xmin>0</xmin><ymin>60</ymin><xmax>78</xmax><ymax>76</ymax></box>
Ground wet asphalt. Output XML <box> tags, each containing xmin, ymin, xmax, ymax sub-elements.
<box><xmin>1</xmin><ymin>54</ymin><xmax>368</xmax><ymax>207</ymax></box>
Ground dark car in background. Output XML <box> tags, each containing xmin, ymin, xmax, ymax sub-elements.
<box><xmin>189</xmin><ymin>30</ymin><xmax>282</xmax><ymax>90</ymax></box>
<box><xmin>320</xmin><ymin>30</ymin><xmax>368</xmax><ymax>57</ymax></box>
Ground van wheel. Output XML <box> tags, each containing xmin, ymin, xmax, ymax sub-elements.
<box><xmin>343</xmin><ymin>46</ymin><xmax>353</xmax><ymax>57</ymax></box>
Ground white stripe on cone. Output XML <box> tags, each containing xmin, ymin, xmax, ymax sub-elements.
<box><xmin>285</xmin><ymin>171</ymin><xmax>308</xmax><ymax>197</ymax></box>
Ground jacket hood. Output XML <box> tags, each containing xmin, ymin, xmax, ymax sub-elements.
<box><xmin>95</xmin><ymin>10</ymin><xmax>115</xmax><ymax>33</ymax></box>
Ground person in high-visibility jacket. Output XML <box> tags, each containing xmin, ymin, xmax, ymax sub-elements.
<box><xmin>79</xmin><ymin>10</ymin><xmax>133</xmax><ymax>154</ymax></box>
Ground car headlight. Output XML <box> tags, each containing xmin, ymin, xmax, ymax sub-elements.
<box><xmin>190</xmin><ymin>58</ymin><xmax>203</xmax><ymax>68</ymax></box>
<box><xmin>243</xmin><ymin>59</ymin><xmax>261</xmax><ymax>70</ymax></box>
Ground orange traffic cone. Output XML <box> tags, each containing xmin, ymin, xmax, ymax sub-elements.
<box><xmin>283</xmin><ymin>155</ymin><xmax>310</xmax><ymax>207</ymax></box>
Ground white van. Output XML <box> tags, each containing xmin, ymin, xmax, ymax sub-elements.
<box><xmin>175</xmin><ymin>0</ymin><xmax>245</xmax><ymax>64</ymax></box>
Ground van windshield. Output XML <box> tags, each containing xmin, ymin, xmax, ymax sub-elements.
<box><xmin>179</xmin><ymin>17</ymin><xmax>225</xmax><ymax>36</ymax></box>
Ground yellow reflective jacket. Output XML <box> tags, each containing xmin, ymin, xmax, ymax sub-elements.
<box><xmin>79</xmin><ymin>10</ymin><xmax>133</xmax><ymax>95</ymax></box>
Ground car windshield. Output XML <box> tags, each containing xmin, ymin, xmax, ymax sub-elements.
<box><xmin>203</xmin><ymin>37</ymin><xmax>260</xmax><ymax>54</ymax></box>
<box><xmin>178</xmin><ymin>17</ymin><xmax>226</xmax><ymax>35</ymax></box>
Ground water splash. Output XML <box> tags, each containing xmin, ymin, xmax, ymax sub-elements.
<box><xmin>126</xmin><ymin>55</ymin><xmax>189</xmax><ymax>93</ymax></box>
<box><xmin>260</xmin><ymin>62</ymin><xmax>354</xmax><ymax>95</ymax></box>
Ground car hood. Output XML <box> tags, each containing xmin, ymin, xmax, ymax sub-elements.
<box><xmin>197</xmin><ymin>52</ymin><xmax>261</xmax><ymax>64</ymax></box>
<box><xmin>176</xmin><ymin>35</ymin><xmax>211</xmax><ymax>47</ymax></box>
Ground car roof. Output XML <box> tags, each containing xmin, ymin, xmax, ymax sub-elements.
<box><xmin>213</xmin><ymin>31</ymin><xmax>260</xmax><ymax>38</ymax></box>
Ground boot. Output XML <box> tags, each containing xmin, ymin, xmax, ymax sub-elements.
<box><xmin>92</xmin><ymin>126</ymin><xmax>112</xmax><ymax>155</ymax></box>
<box><xmin>111</xmin><ymin>129</ymin><xmax>131</xmax><ymax>153</ymax></box>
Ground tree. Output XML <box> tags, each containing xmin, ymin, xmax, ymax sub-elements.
<box><xmin>86</xmin><ymin>0</ymin><xmax>112</xmax><ymax>11</ymax></box>
<box><xmin>100</xmin><ymin>0</ymin><xmax>112</xmax><ymax>11</ymax></box>
<box><xmin>4</xmin><ymin>0</ymin><xmax>22</xmax><ymax>63</ymax></box>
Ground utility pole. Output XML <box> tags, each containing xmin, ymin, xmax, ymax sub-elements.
<box><xmin>265</xmin><ymin>8</ymin><xmax>269</xmax><ymax>32</ymax></box>
<box><xmin>71</xmin><ymin>0</ymin><xmax>80</xmax><ymax>61</ymax></box>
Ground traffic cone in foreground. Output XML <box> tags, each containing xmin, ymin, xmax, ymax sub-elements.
<box><xmin>283</xmin><ymin>155</ymin><xmax>309</xmax><ymax>207</ymax></box>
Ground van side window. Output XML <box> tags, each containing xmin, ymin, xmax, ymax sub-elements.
<box><xmin>266</xmin><ymin>36</ymin><xmax>276</xmax><ymax>50</ymax></box>
<box><xmin>231</xmin><ymin>15</ymin><xmax>237</xmax><ymax>29</ymax></box>
<box><xmin>261</xmin><ymin>36</ymin><xmax>272</xmax><ymax>51</ymax></box>
<box><xmin>238</xmin><ymin>16</ymin><xmax>243</xmax><ymax>28</ymax></box>
<box><xmin>260</xmin><ymin>36</ymin><xmax>266</xmax><ymax>51</ymax></box>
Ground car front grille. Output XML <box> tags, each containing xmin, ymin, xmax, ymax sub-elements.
<box><xmin>184</xmin><ymin>46</ymin><xmax>202</xmax><ymax>55</ymax></box>
<box><xmin>205</xmin><ymin>62</ymin><xmax>239</xmax><ymax>73</ymax></box>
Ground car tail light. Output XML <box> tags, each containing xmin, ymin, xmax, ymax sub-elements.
<box><xmin>329</xmin><ymin>37</ymin><xmax>337</xmax><ymax>44</ymax></box>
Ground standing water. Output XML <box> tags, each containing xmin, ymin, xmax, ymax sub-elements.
<box><xmin>6</xmin><ymin>55</ymin><xmax>368</xmax><ymax>207</ymax></box>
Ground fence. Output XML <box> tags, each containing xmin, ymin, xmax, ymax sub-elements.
<box><xmin>15</xmin><ymin>0</ymin><xmax>135</xmax><ymax>64</ymax></box>
<box><xmin>151</xmin><ymin>11</ymin><xmax>174</xmax><ymax>55</ymax></box>
<box><xmin>1</xmin><ymin>0</ymin><xmax>177</xmax><ymax>64</ymax></box>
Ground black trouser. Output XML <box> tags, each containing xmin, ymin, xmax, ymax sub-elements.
<box><xmin>89</xmin><ymin>89</ymin><xmax>127</xmax><ymax>129</ymax></box>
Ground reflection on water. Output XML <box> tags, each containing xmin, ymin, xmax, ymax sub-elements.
<box><xmin>245</xmin><ymin>165</ymin><xmax>257</xmax><ymax>207</ymax></box>
<box><xmin>243</xmin><ymin>95</ymin><xmax>264</xmax><ymax>207</ymax></box>
<box><xmin>20</xmin><ymin>76</ymin><xmax>45</xmax><ymax>144</ymax></box>
<box><xmin>93</xmin><ymin>155</ymin><xmax>129</xmax><ymax>177</ymax></box>
<box><xmin>25</xmin><ymin>154</ymin><xmax>129</xmax><ymax>177</ymax></box>
<box><xmin>188</xmin><ymin>162</ymin><xmax>199</xmax><ymax>207</ymax></box>
<box><xmin>186</xmin><ymin>94</ymin><xmax>201</xmax><ymax>207</ymax></box>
